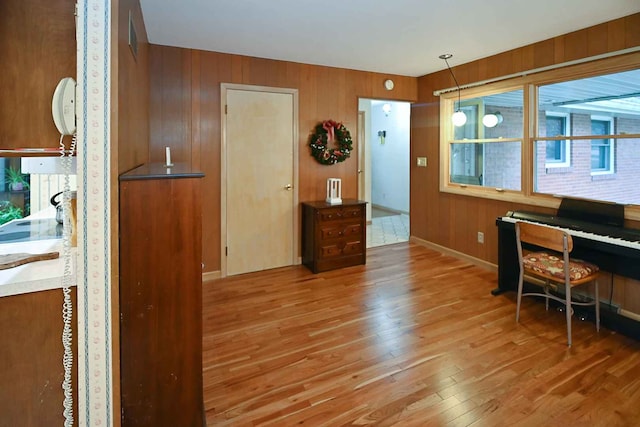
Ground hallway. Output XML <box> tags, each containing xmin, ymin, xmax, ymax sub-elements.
<box><xmin>367</xmin><ymin>207</ymin><xmax>409</xmax><ymax>247</ymax></box>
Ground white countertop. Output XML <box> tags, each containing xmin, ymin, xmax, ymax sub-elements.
<box><xmin>0</xmin><ymin>239</ymin><xmax>76</xmax><ymax>297</ymax></box>
<box><xmin>0</xmin><ymin>208</ymin><xmax>77</xmax><ymax>297</ymax></box>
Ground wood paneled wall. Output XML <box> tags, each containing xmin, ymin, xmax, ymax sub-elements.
<box><xmin>0</xmin><ymin>1</ymin><xmax>79</xmax><ymax>424</ymax></box>
<box><xmin>411</xmin><ymin>13</ymin><xmax>640</xmax><ymax>310</ymax></box>
<box><xmin>0</xmin><ymin>289</ymin><xmax>78</xmax><ymax>426</ymax></box>
<box><xmin>413</xmin><ymin>12</ymin><xmax>640</xmax><ymax>262</ymax></box>
<box><xmin>0</xmin><ymin>0</ymin><xmax>76</xmax><ymax>148</ymax></box>
<box><xmin>149</xmin><ymin>46</ymin><xmax>418</xmax><ymax>272</ymax></box>
<box><xmin>113</xmin><ymin>0</ymin><xmax>151</xmax><ymax>422</ymax></box>
<box><xmin>116</xmin><ymin>0</ymin><xmax>150</xmax><ymax>175</ymax></box>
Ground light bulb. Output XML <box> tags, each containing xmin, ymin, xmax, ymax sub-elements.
<box><xmin>482</xmin><ymin>112</ymin><xmax>503</xmax><ymax>128</ymax></box>
<box><xmin>483</xmin><ymin>114</ymin><xmax>498</xmax><ymax>128</ymax></box>
<box><xmin>452</xmin><ymin>110</ymin><xmax>467</xmax><ymax>127</ymax></box>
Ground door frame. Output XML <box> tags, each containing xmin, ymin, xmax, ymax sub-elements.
<box><xmin>357</xmin><ymin>110</ymin><xmax>371</xmax><ymax>222</ymax></box>
<box><xmin>220</xmin><ymin>83</ymin><xmax>300</xmax><ymax>277</ymax></box>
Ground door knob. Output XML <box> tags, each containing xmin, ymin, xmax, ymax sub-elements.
<box><xmin>284</xmin><ymin>184</ymin><xmax>292</xmax><ymax>191</ymax></box>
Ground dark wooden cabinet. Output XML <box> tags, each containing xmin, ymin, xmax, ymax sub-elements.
<box><xmin>119</xmin><ymin>163</ymin><xmax>205</xmax><ymax>426</ymax></box>
<box><xmin>302</xmin><ymin>200</ymin><xmax>367</xmax><ymax>273</ymax></box>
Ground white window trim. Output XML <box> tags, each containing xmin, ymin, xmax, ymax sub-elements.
<box><xmin>590</xmin><ymin>115</ymin><xmax>615</xmax><ymax>175</ymax></box>
<box><xmin>544</xmin><ymin>112</ymin><xmax>571</xmax><ymax>168</ymax></box>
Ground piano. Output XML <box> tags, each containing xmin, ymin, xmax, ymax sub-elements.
<box><xmin>495</xmin><ymin>197</ymin><xmax>640</xmax><ymax>339</ymax></box>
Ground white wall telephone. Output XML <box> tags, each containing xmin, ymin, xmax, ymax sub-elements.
<box><xmin>52</xmin><ymin>77</ymin><xmax>77</xmax><ymax>135</ymax></box>
<box><xmin>51</xmin><ymin>76</ymin><xmax>78</xmax><ymax>427</ymax></box>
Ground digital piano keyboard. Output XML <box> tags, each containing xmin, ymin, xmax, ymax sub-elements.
<box><xmin>495</xmin><ymin>197</ymin><xmax>640</xmax><ymax>339</ymax></box>
<box><xmin>499</xmin><ymin>212</ymin><xmax>640</xmax><ymax>252</ymax></box>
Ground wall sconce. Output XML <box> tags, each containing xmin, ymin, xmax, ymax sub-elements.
<box><xmin>378</xmin><ymin>130</ymin><xmax>386</xmax><ymax>144</ymax></box>
<box><xmin>382</xmin><ymin>103</ymin><xmax>392</xmax><ymax>116</ymax></box>
<box><xmin>439</xmin><ymin>53</ymin><xmax>467</xmax><ymax>127</ymax></box>
<box><xmin>482</xmin><ymin>112</ymin><xmax>503</xmax><ymax>128</ymax></box>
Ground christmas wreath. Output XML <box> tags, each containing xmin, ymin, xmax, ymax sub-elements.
<box><xmin>309</xmin><ymin>119</ymin><xmax>353</xmax><ymax>165</ymax></box>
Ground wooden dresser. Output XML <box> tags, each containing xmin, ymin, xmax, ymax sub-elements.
<box><xmin>119</xmin><ymin>163</ymin><xmax>205</xmax><ymax>426</ymax></box>
<box><xmin>302</xmin><ymin>200</ymin><xmax>367</xmax><ymax>273</ymax></box>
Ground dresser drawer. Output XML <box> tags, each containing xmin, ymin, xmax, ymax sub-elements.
<box><xmin>319</xmin><ymin>240</ymin><xmax>363</xmax><ymax>259</ymax></box>
<box><xmin>320</xmin><ymin>223</ymin><xmax>362</xmax><ymax>240</ymax></box>
<box><xmin>317</xmin><ymin>206</ymin><xmax>363</xmax><ymax>223</ymax></box>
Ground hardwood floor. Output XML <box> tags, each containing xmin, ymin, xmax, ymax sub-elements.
<box><xmin>203</xmin><ymin>243</ymin><xmax>640</xmax><ymax>426</ymax></box>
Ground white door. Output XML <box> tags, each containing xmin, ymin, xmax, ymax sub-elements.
<box><xmin>222</xmin><ymin>85</ymin><xmax>298</xmax><ymax>276</ymax></box>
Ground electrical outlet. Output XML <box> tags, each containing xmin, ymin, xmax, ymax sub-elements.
<box><xmin>477</xmin><ymin>231</ymin><xmax>484</xmax><ymax>244</ymax></box>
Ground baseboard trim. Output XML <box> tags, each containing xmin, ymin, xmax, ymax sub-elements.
<box><xmin>203</xmin><ymin>271</ymin><xmax>221</xmax><ymax>282</ymax></box>
<box><xmin>409</xmin><ymin>236</ymin><xmax>497</xmax><ymax>273</ymax></box>
<box><xmin>371</xmin><ymin>204</ymin><xmax>409</xmax><ymax>216</ymax></box>
<box><xmin>203</xmin><ymin>257</ymin><xmax>302</xmax><ymax>282</ymax></box>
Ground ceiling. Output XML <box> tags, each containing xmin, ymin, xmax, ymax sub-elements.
<box><xmin>139</xmin><ymin>0</ymin><xmax>640</xmax><ymax>77</ymax></box>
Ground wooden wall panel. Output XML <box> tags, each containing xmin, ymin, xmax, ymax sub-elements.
<box><xmin>0</xmin><ymin>289</ymin><xmax>77</xmax><ymax>426</ymax></box>
<box><xmin>149</xmin><ymin>46</ymin><xmax>193</xmax><ymax>165</ymax></box>
<box><xmin>412</xmin><ymin>13</ymin><xmax>640</xmax><ymax>295</ymax></box>
<box><xmin>116</xmin><ymin>0</ymin><xmax>150</xmax><ymax>175</ymax></box>
<box><xmin>0</xmin><ymin>0</ymin><xmax>76</xmax><ymax>149</ymax></box>
<box><xmin>149</xmin><ymin>47</ymin><xmax>418</xmax><ymax>272</ymax></box>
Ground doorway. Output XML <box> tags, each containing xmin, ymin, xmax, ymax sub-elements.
<box><xmin>357</xmin><ymin>99</ymin><xmax>410</xmax><ymax>247</ymax></box>
<box><xmin>221</xmin><ymin>84</ymin><xmax>299</xmax><ymax>276</ymax></box>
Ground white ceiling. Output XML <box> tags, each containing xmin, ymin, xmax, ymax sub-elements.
<box><xmin>139</xmin><ymin>0</ymin><xmax>640</xmax><ymax>77</ymax></box>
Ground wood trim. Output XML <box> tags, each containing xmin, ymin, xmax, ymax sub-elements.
<box><xmin>203</xmin><ymin>271</ymin><xmax>221</xmax><ymax>282</ymax></box>
<box><xmin>410</xmin><ymin>236</ymin><xmax>498</xmax><ymax>272</ymax></box>
<box><xmin>220</xmin><ymin>84</ymin><xmax>228</xmax><ymax>276</ymax></box>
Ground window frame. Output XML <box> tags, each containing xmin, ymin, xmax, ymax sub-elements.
<box><xmin>590</xmin><ymin>115</ymin><xmax>615</xmax><ymax>175</ymax></box>
<box><xmin>438</xmin><ymin>53</ymin><xmax>640</xmax><ymax>220</ymax></box>
<box><xmin>544</xmin><ymin>112</ymin><xmax>571</xmax><ymax>168</ymax></box>
<box><xmin>439</xmin><ymin>81</ymin><xmax>525</xmax><ymax>198</ymax></box>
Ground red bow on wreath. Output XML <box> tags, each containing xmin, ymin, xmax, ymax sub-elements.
<box><xmin>309</xmin><ymin>120</ymin><xmax>353</xmax><ymax>165</ymax></box>
<box><xmin>322</xmin><ymin>119</ymin><xmax>338</xmax><ymax>143</ymax></box>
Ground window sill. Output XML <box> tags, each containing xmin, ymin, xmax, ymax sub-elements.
<box><xmin>440</xmin><ymin>184</ymin><xmax>640</xmax><ymax>222</ymax></box>
<box><xmin>545</xmin><ymin>166</ymin><xmax>573</xmax><ymax>174</ymax></box>
<box><xmin>591</xmin><ymin>173</ymin><xmax>616</xmax><ymax>181</ymax></box>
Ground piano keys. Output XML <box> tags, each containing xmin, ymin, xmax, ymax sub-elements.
<box><xmin>495</xmin><ymin>197</ymin><xmax>640</xmax><ymax>339</ymax></box>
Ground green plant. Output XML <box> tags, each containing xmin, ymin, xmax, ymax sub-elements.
<box><xmin>0</xmin><ymin>201</ymin><xmax>23</xmax><ymax>225</ymax></box>
<box><xmin>5</xmin><ymin>166</ymin><xmax>29</xmax><ymax>191</ymax></box>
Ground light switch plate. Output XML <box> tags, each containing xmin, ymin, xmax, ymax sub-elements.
<box><xmin>417</xmin><ymin>157</ymin><xmax>427</xmax><ymax>167</ymax></box>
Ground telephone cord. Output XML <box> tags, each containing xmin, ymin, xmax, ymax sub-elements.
<box><xmin>59</xmin><ymin>133</ymin><xmax>77</xmax><ymax>427</ymax></box>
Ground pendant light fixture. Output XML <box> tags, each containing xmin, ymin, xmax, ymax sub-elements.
<box><xmin>439</xmin><ymin>54</ymin><xmax>467</xmax><ymax>127</ymax></box>
<box><xmin>482</xmin><ymin>112</ymin><xmax>503</xmax><ymax>128</ymax></box>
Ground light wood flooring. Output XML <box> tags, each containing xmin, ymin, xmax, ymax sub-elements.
<box><xmin>203</xmin><ymin>243</ymin><xmax>640</xmax><ymax>426</ymax></box>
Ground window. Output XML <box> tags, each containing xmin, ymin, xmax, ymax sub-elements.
<box><xmin>591</xmin><ymin>116</ymin><xmax>614</xmax><ymax>174</ymax></box>
<box><xmin>442</xmin><ymin>87</ymin><xmax>524</xmax><ymax>193</ymax></box>
<box><xmin>536</xmin><ymin>73</ymin><xmax>631</xmax><ymax>201</ymax></box>
<box><xmin>439</xmin><ymin>58</ymin><xmax>640</xmax><ymax>212</ymax></box>
<box><xmin>0</xmin><ymin>157</ymin><xmax>76</xmax><ymax>242</ymax></box>
<box><xmin>544</xmin><ymin>112</ymin><xmax>570</xmax><ymax>167</ymax></box>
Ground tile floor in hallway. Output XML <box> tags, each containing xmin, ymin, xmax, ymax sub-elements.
<box><xmin>366</xmin><ymin>211</ymin><xmax>409</xmax><ymax>248</ymax></box>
